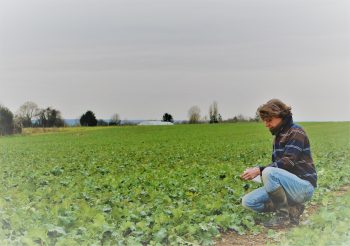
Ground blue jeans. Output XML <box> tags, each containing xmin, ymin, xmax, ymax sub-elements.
<box><xmin>242</xmin><ymin>167</ymin><xmax>314</xmax><ymax>212</ymax></box>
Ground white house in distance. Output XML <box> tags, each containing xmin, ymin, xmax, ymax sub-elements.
<box><xmin>138</xmin><ymin>121</ymin><xmax>174</xmax><ymax>126</ymax></box>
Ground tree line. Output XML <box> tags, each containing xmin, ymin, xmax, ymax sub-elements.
<box><xmin>0</xmin><ymin>101</ymin><xmax>259</xmax><ymax>135</ymax></box>
<box><xmin>0</xmin><ymin>102</ymin><xmax>66</xmax><ymax>135</ymax></box>
<box><xmin>187</xmin><ymin>101</ymin><xmax>259</xmax><ymax>124</ymax></box>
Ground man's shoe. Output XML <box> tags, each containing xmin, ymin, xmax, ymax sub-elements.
<box><xmin>263</xmin><ymin>214</ymin><xmax>290</xmax><ymax>228</ymax></box>
<box><xmin>288</xmin><ymin>203</ymin><xmax>305</xmax><ymax>225</ymax></box>
<box><xmin>262</xmin><ymin>200</ymin><xmax>275</xmax><ymax>212</ymax></box>
<box><xmin>263</xmin><ymin>187</ymin><xmax>290</xmax><ymax>228</ymax></box>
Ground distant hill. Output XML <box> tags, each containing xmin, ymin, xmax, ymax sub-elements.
<box><xmin>64</xmin><ymin>119</ymin><xmax>80</xmax><ymax>126</ymax></box>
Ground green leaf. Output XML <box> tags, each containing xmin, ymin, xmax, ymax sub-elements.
<box><xmin>154</xmin><ymin>228</ymin><xmax>167</xmax><ymax>243</ymax></box>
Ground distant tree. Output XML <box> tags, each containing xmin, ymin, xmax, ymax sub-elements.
<box><xmin>0</xmin><ymin>105</ymin><xmax>15</xmax><ymax>135</ymax></box>
<box><xmin>16</xmin><ymin>101</ymin><xmax>39</xmax><ymax>127</ymax></box>
<box><xmin>225</xmin><ymin>114</ymin><xmax>252</xmax><ymax>123</ymax></box>
<box><xmin>236</xmin><ymin>114</ymin><xmax>246</xmax><ymax>121</ymax></box>
<box><xmin>37</xmin><ymin>107</ymin><xmax>64</xmax><ymax>127</ymax></box>
<box><xmin>13</xmin><ymin>116</ymin><xmax>23</xmax><ymax>134</ymax></box>
<box><xmin>80</xmin><ymin>110</ymin><xmax>97</xmax><ymax>126</ymax></box>
<box><xmin>218</xmin><ymin>114</ymin><xmax>223</xmax><ymax>122</ymax></box>
<box><xmin>97</xmin><ymin>119</ymin><xmax>108</xmax><ymax>126</ymax></box>
<box><xmin>109</xmin><ymin>113</ymin><xmax>121</xmax><ymax>126</ymax></box>
<box><xmin>162</xmin><ymin>113</ymin><xmax>174</xmax><ymax>123</ymax></box>
<box><xmin>231</xmin><ymin>116</ymin><xmax>238</xmax><ymax>123</ymax></box>
<box><xmin>209</xmin><ymin>101</ymin><xmax>220</xmax><ymax>123</ymax></box>
<box><xmin>253</xmin><ymin>111</ymin><xmax>260</xmax><ymax>122</ymax></box>
<box><xmin>122</xmin><ymin>119</ymin><xmax>137</xmax><ymax>126</ymax></box>
<box><xmin>202</xmin><ymin>115</ymin><xmax>209</xmax><ymax>122</ymax></box>
<box><xmin>188</xmin><ymin>106</ymin><xmax>201</xmax><ymax>124</ymax></box>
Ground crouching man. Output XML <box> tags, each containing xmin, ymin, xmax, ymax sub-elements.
<box><xmin>241</xmin><ymin>99</ymin><xmax>317</xmax><ymax>228</ymax></box>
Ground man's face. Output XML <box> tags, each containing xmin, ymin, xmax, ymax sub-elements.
<box><xmin>263</xmin><ymin>117</ymin><xmax>283</xmax><ymax>130</ymax></box>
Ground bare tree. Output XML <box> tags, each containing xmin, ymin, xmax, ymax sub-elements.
<box><xmin>236</xmin><ymin>114</ymin><xmax>246</xmax><ymax>121</ymax></box>
<box><xmin>202</xmin><ymin>115</ymin><xmax>209</xmax><ymax>122</ymax></box>
<box><xmin>225</xmin><ymin>114</ymin><xmax>250</xmax><ymax>123</ymax></box>
<box><xmin>253</xmin><ymin>111</ymin><xmax>260</xmax><ymax>122</ymax></box>
<box><xmin>13</xmin><ymin>116</ymin><xmax>23</xmax><ymax>133</ymax></box>
<box><xmin>209</xmin><ymin>101</ymin><xmax>220</xmax><ymax>123</ymax></box>
<box><xmin>188</xmin><ymin>106</ymin><xmax>201</xmax><ymax>124</ymax></box>
<box><xmin>209</xmin><ymin>106</ymin><xmax>213</xmax><ymax>121</ymax></box>
<box><xmin>110</xmin><ymin>113</ymin><xmax>121</xmax><ymax>125</ymax></box>
<box><xmin>16</xmin><ymin>101</ymin><xmax>39</xmax><ymax>127</ymax></box>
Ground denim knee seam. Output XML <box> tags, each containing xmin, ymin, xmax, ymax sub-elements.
<box><xmin>262</xmin><ymin>167</ymin><xmax>281</xmax><ymax>193</ymax></box>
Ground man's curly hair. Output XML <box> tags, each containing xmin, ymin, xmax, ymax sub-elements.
<box><xmin>257</xmin><ymin>99</ymin><xmax>292</xmax><ymax>120</ymax></box>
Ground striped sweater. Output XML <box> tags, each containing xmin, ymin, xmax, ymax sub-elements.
<box><xmin>260</xmin><ymin>118</ymin><xmax>318</xmax><ymax>187</ymax></box>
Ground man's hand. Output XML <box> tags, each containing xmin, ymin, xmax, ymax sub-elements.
<box><xmin>240</xmin><ymin>167</ymin><xmax>260</xmax><ymax>181</ymax></box>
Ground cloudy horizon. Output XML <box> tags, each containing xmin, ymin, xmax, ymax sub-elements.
<box><xmin>1</xmin><ymin>0</ymin><xmax>349</xmax><ymax>122</ymax></box>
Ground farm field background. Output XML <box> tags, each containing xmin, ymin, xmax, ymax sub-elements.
<box><xmin>0</xmin><ymin>122</ymin><xmax>349</xmax><ymax>245</ymax></box>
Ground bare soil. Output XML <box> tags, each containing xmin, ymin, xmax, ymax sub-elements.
<box><xmin>217</xmin><ymin>230</ymin><xmax>269</xmax><ymax>246</ymax></box>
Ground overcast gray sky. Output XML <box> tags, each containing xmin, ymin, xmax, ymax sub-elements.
<box><xmin>0</xmin><ymin>0</ymin><xmax>349</xmax><ymax>121</ymax></box>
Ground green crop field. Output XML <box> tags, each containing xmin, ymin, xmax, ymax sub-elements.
<box><xmin>0</xmin><ymin>122</ymin><xmax>349</xmax><ymax>245</ymax></box>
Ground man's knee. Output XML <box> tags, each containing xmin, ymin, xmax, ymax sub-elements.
<box><xmin>262</xmin><ymin>167</ymin><xmax>277</xmax><ymax>182</ymax></box>
<box><xmin>242</xmin><ymin>188</ymin><xmax>267</xmax><ymax>212</ymax></box>
<box><xmin>242</xmin><ymin>194</ymin><xmax>257</xmax><ymax>211</ymax></box>
<box><xmin>242</xmin><ymin>194</ymin><xmax>250</xmax><ymax>209</ymax></box>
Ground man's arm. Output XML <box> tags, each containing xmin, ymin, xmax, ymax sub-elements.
<box><xmin>240</xmin><ymin>167</ymin><xmax>260</xmax><ymax>180</ymax></box>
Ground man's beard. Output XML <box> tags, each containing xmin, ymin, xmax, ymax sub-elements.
<box><xmin>270</xmin><ymin>115</ymin><xmax>293</xmax><ymax>135</ymax></box>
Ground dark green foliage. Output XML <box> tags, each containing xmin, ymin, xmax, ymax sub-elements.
<box><xmin>162</xmin><ymin>113</ymin><xmax>174</xmax><ymax>123</ymax></box>
<box><xmin>80</xmin><ymin>110</ymin><xmax>97</xmax><ymax>126</ymax></box>
<box><xmin>36</xmin><ymin>107</ymin><xmax>65</xmax><ymax>127</ymax></box>
<box><xmin>0</xmin><ymin>105</ymin><xmax>14</xmax><ymax>135</ymax></box>
<box><xmin>20</xmin><ymin>117</ymin><xmax>33</xmax><ymax>128</ymax></box>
